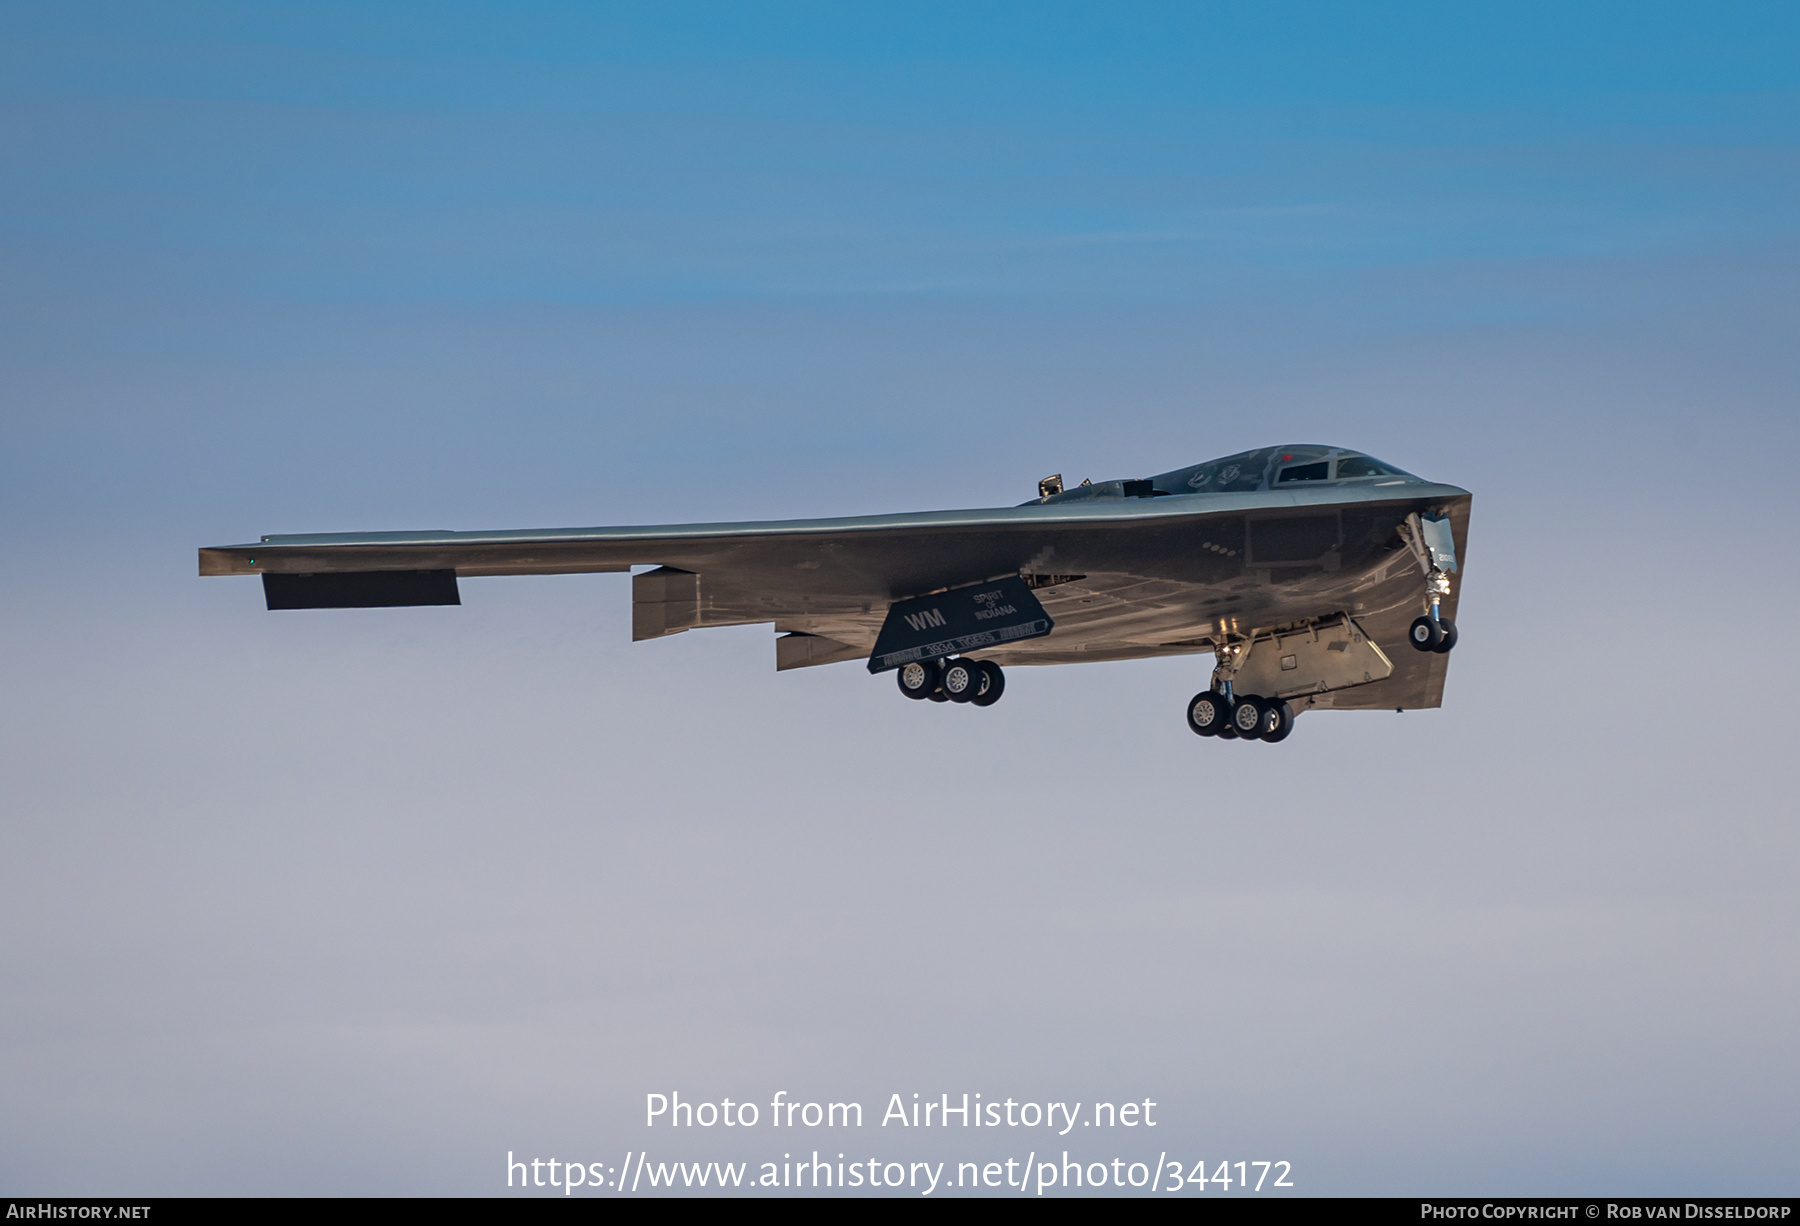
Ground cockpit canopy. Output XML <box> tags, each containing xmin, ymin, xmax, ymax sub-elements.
<box><xmin>1151</xmin><ymin>446</ymin><xmax>1414</xmax><ymax>495</ymax></box>
<box><xmin>1027</xmin><ymin>445</ymin><xmax>1416</xmax><ymax>505</ymax></box>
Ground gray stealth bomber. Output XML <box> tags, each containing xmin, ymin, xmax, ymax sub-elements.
<box><xmin>199</xmin><ymin>444</ymin><xmax>1469</xmax><ymax>743</ymax></box>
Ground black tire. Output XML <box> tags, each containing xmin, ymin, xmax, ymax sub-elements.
<box><xmin>1432</xmin><ymin>620</ymin><xmax>1458</xmax><ymax>654</ymax></box>
<box><xmin>971</xmin><ymin>660</ymin><xmax>1006</xmax><ymax>707</ymax></box>
<box><xmin>1409</xmin><ymin>616</ymin><xmax>1443</xmax><ymax>652</ymax></box>
<box><xmin>897</xmin><ymin>659</ymin><xmax>940</xmax><ymax>700</ymax></box>
<box><xmin>1260</xmin><ymin>699</ymin><xmax>1294</xmax><ymax>743</ymax></box>
<box><xmin>941</xmin><ymin>658</ymin><xmax>981</xmax><ymax>703</ymax></box>
<box><xmin>1186</xmin><ymin>690</ymin><xmax>1229</xmax><ymax>736</ymax></box>
<box><xmin>927</xmin><ymin>689</ymin><xmax>950</xmax><ymax>702</ymax></box>
<box><xmin>1229</xmin><ymin>694</ymin><xmax>1267</xmax><ymax>738</ymax></box>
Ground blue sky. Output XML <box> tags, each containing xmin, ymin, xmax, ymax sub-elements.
<box><xmin>6</xmin><ymin>2</ymin><xmax>1798</xmax><ymax>303</ymax></box>
<box><xmin>1</xmin><ymin>2</ymin><xmax>1797</xmax><ymax>1197</ymax></box>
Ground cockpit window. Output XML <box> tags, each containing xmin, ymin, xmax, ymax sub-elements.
<box><xmin>1276</xmin><ymin>461</ymin><xmax>1330</xmax><ymax>483</ymax></box>
<box><xmin>1149</xmin><ymin>445</ymin><xmax>1411</xmax><ymax>495</ymax></box>
<box><xmin>1334</xmin><ymin>454</ymin><xmax>1399</xmax><ymax>478</ymax></box>
<box><xmin>1180</xmin><ymin>447</ymin><xmax>1274</xmax><ymax>493</ymax></box>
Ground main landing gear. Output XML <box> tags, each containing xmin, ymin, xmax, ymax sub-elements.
<box><xmin>1187</xmin><ymin>637</ymin><xmax>1296</xmax><ymax>744</ymax></box>
<box><xmin>897</xmin><ymin>657</ymin><xmax>1005</xmax><ymax>707</ymax></box>
<box><xmin>1186</xmin><ymin>688</ymin><xmax>1294</xmax><ymax>744</ymax></box>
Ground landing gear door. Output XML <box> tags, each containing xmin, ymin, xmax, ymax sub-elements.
<box><xmin>867</xmin><ymin>576</ymin><xmax>1053</xmax><ymax>673</ymax></box>
<box><xmin>1419</xmin><ymin>514</ymin><xmax>1458</xmax><ymax>574</ymax></box>
<box><xmin>1230</xmin><ymin>617</ymin><xmax>1394</xmax><ymax>701</ymax></box>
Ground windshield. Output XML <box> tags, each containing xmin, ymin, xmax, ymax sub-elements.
<box><xmin>1276</xmin><ymin>460</ymin><xmax>1330</xmax><ymax>483</ymax></box>
<box><xmin>1334</xmin><ymin>454</ymin><xmax>1405</xmax><ymax>478</ymax></box>
<box><xmin>1149</xmin><ymin>446</ymin><xmax>1415</xmax><ymax>494</ymax></box>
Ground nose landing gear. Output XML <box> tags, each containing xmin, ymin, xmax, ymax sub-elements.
<box><xmin>1401</xmin><ymin>511</ymin><xmax>1460</xmax><ymax>655</ymax></box>
<box><xmin>1408</xmin><ymin>615</ymin><xmax>1458</xmax><ymax>654</ymax></box>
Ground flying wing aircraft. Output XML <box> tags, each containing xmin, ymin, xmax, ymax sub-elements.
<box><xmin>199</xmin><ymin>444</ymin><xmax>1469</xmax><ymax>743</ymax></box>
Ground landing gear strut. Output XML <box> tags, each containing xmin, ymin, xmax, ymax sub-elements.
<box><xmin>896</xmin><ymin>658</ymin><xmax>1005</xmax><ymax>707</ymax></box>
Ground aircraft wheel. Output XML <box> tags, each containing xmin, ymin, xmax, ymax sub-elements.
<box><xmin>970</xmin><ymin>661</ymin><xmax>1006</xmax><ymax>707</ymax></box>
<box><xmin>941</xmin><ymin>658</ymin><xmax>982</xmax><ymax>703</ymax></box>
<box><xmin>1229</xmin><ymin>694</ymin><xmax>1267</xmax><ymax>738</ymax></box>
<box><xmin>1408</xmin><ymin>616</ymin><xmax>1444</xmax><ymax>652</ymax></box>
<box><xmin>1186</xmin><ymin>690</ymin><xmax>1230</xmax><ymax>737</ymax></box>
<box><xmin>1431</xmin><ymin>620</ymin><xmax>1458</xmax><ymax>654</ymax></box>
<box><xmin>897</xmin><ymin>660</ymin><xmax>940</xmax><ymax>700</ymax></box>
<box><xmin>1260</xmin><ymin>699</ymin><xmax>1294</xmax><ymax>743</ymax></box>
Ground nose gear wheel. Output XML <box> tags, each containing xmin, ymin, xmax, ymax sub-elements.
<box><xmin>1408</xmin><ymin>614</ymin><xmax>1458</xmax><ymax>654</ymax></box>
